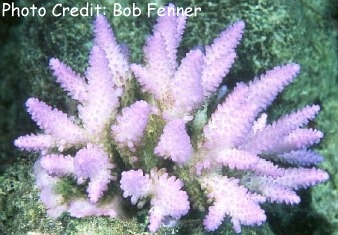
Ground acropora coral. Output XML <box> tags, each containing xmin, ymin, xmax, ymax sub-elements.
<box><xmin>14</xmin><ymin>3</ymin><xmax>328</xmax><ymax>234</ymax></box>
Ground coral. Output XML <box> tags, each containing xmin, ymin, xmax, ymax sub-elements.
<box><xmin>14</xmin><ymin>3</ymin><xmax>329</xmax><ymax>234</ymax></box>
<box><xmin>131</xmin><ymin>5</ymin><xmax>244</xmax><ymax>121</ymax></box>
<box><xmin>154</xmin><ymin>119</ymin><xmax>193</xmax><ymax>165</ymax></box>
<box><xmin>15</xmin><ymin>14</ymin><xmax>130</xmax><ymax>219</ymax></box>
<box><xmin>111</xmin><ymin>100</ymin><xmax>155</xmax><ymax>151</ymax></box>
<box><xmin>120</xmin><ymin>168</ymin><xmax>190</xmax><ymax>233</ymax></box>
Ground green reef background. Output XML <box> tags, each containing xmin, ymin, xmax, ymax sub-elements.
<box><xmin>0</xmin><ymin>0</ymin><xmax>337</xmax><ymax>234</ymax></box>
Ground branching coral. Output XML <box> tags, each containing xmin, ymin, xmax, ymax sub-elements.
<box><xmin>14</xmin><ymin>3</ymin><xmax>328</xmax><ymax>234</ymax></box>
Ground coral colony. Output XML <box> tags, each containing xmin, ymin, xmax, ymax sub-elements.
<box><xmin>15</xmin><ymin>3</ymin><xmax>328</xmax><ymax>234</ymax></box>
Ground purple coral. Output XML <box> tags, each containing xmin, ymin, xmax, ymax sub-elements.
<box><xmin>49</xmin><ymin>58</ymin><xmax>87</xmax><ymax>102</ymax></box>
<box><xmin>200</xmin><ymin>175</ymin><xmax>266</xmax><ymax>233</ymax></box>
<box><xmin>68</xmin><ymin>198</ymin><xmax>121</xmax><ymax>218</ymax></box>
<box><xmin>34</xmin><ymin>160</ymin><xmax>68</xmax><ymax>218</ymax></box>
<box><xmin>14</xmin><ymin>3</ymin><xmax>328</xmax><ymax>234</ymax></box>
<box><xmin>111</xmin><ymin>100</ymin><xmax>155</xmax><ymax>151</ymax></box>
<box><xmin>193</xmin><ymin>64</ymin><xmax>328</xmax><ymax>232</ymax></box>
<box><xmin>40</xmin><ymin>144</ymin><xmax>115</xmax><ymax>204</ymax></box>
<box><xmin>131</xmin><ymin>3</ymin><xmax>244</xmax><ymax>122</ymax></box>
<box><xmin>14</xmin><ymin>97</ymin><xmax>86</xmax><ymax>152</ymax></box>
<box><xmin>73</xmin><ymin>144</ymin><xmax>115</xmax><ymax>203</ymax></box>
<box><xmin>154</xmin><ymin>119</ymin><xmax>193</xmax><ymax>165</ymax></box>
<box><xmin>120</xmin><ymin>169</ymin><xmax>190</xmax><ymax>233</ymax></box>
<box><xmin>126</xmin><ymin>6</ymin><xmax>328</xmax><ymax>232</ymax></box>
<box><xmin>15</xmin><ymin>8</ymin><xmax>131</xmax><ymax>218</ymax></box>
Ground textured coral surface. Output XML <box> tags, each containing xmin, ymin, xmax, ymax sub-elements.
<box><xmin>0</xmin><ymin>0</ymin><xmax>336</xmax><ymax>234</ymax></box>
<box><xmin>13</xmin><ymin>4</ymin><xmax>330</xmax><ymax>234</ymax></box>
